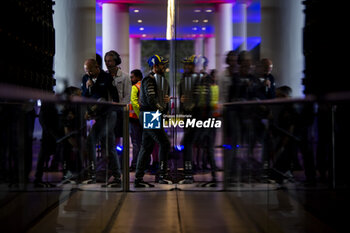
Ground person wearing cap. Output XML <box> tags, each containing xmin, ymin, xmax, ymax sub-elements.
<box><xmin>150</xmin><ymin>56</ymin><xmax>170</xmax><ymax>178</ymax></box>
<box><xmin>178</xmin><ymin>55</ymin><xmax>201</xmax><ymax>184</ymax></box>
<box><xmin>134</xmin><ymin>54</ymin><xmax>172</xmax><ymax>188</ymax></box>
<box><xmin>179</xmin><ymin>55</ymin><xmax>200</xmax><ymax>113</ymax></box>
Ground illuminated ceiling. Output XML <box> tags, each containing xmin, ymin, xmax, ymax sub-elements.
<box><xmin>96</xmin><ymin>0</ymin><xmax>261</xmax><ymax>54</ymax></box>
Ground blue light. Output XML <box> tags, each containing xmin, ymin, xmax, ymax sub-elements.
<box><xmin>96</xmin><ymin>3</ymin><xmax>102</xmax><ymax>24</ymax></box>
<box><xmin>236</xmin><ymin>144</ymin><xmax>240</xmax><ymax>148</ymax></box>
<box><xmin>222</xmin><ymin>144</ymin><xmax>232</xmax><ymax>150</ymax></box>
<box><xmin>129</xmin><ymin>25</ymin><xmax>165</xmax><ymax>35</ymax></box>
<box><xmin>232</xmin><ymin>4</ymin><xmax>244</xmax><ymax>23</ymax></box>
<box><xmin>247</xmin><ymin>37</ymin><xmax>261</xmax><ymax>50</ymax></box>
<box><xmin>247</xmin><ymin>1</ymin><xmax>261</xmax><ymax>23</ymax></box>
<box><xmin>175</xmin><ymin>145</ymin><xmax>184</xmax><ymax>151</ymax></box>
<box><xmin>179</xmin><ymin>26</ymin><xmax>214</xmax><ymax>35</ymax></box>
<box><xmin>232</xmin><ymin>1</ymin><xmax>261</xmax><ymax>23</ymax></box>
<box><xmin>233</xmin><ymin>37</ymin><xmax>244</xmax><ymax>50</ymax></box>
<box><xmin>232</xmin><ymin>37</ymin><xmax>261</xmax><ymax>51</ymax></box>
<box><xmin>116</xmin><ymin>145</ymin><xmax>123</xmax><ymax>152</ymax></box>
<box><xmin>96</xmin><ymin>36</ymin><xmax>102</xmax><ymax>58</ymax></box>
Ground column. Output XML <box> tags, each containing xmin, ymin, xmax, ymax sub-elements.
<box><xmin>215</xmin><ymin>3</ymin><xmax>233</xmax><ymax>72</ymax></box>
<box><xmin>204</xmin><ymin>37</ymin><xmax>216</xmax><ymax>71</ymax></box>
<box><xmin>194</xmin><ymin>38</ymin><xmax>204</xmax><ymax>56</ymax></box>
<box><xmin>53</xmin><ymin>0</ymin><xmax>96</xmax><ymax>92</ymax></box>
<box><xmin>102</xmin><ymin>3</ymin><xmax>130</xmax><ymax>73</ymax></box>
<box><xmin>129</xmin><ymin>37</ymin><xmax>141</xmax><ymax>71</ymax></box>
<box><xmin>235</xmin><ymin>0</ymin><xmax>247</xmax><ymax>51</ymax></box>
<box><xmin>261</xmin><ymin>0</ymin><xmax>304</xmax><ymax>97</ymax></box>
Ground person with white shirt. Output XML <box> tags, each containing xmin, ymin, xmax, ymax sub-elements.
<box><xmin>104</xmin><ymin>50</ymin><xmax>132</xmax><ymax>147</ymax></box>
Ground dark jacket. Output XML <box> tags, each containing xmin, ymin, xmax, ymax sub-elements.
<box><xmin>255</xmin><ymin>73</ymin><xmax>276</xmax><ymax>100</ymax></box>
<box><xmin>81</xmin><ymin>70</ymin><xmax>119</xmax><ymax>117</ymax></box>
<box><xmin>139</xmin><ymin>72</ymin><xmax>165</xmax><ymax>113</ymax></box>
<box><xmin>179</xmin><ymin>72</ymin><xmax>201</xmax><ymax>114</ymax></box>
<box><xmin>81</xmin><ymin>70</ymin><xmax>119</xmax><ymax>102</ymax></box>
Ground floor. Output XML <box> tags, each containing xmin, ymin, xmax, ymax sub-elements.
<box><xmin>2</xmin><ymin>176</ymin><xmax>347</xmax><ymax>233</ymax></box>
<box><xmin>1</xmin><ymin>127</ymin><xmax>348</xmax><ymax>233</ymax></box>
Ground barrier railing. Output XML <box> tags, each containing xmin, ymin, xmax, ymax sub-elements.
<box><xmin>221</xmin><ymin>92</ymin><xmax>350</xmax><ymax>190</ymax></box>
<box><xmin>0</xmin><ymin>83</ymin><xmax>130</xmax><ymax>191</ymax></box>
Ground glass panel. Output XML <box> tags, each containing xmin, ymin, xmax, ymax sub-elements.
<box><xmin>222</xmin><ymin>99</ymin><xmax>350</xmax><ymax>232</ymax></box>
<box><xmin>0</xmin><ymin>87</ymin><xmax>127</xmax><ymax>232</ymax></box>
<box><xmin>172</xmin><ymin>1</ymin><xmax>222</xmax><ymax>190</ymax></box>
<box><xmin>2</xmin><ymin>0</ymin><xmax>349</xmax><ymax>232</ymax></box>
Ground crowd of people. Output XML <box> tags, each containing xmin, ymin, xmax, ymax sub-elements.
<box><xmin>1</xmin><ymin>49</ymin><xmax>329</xmax><ymax>189</ymax></box>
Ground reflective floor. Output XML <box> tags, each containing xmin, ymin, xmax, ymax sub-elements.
<box><xmin>2</xmin><ymin>170</ymin><xmax>348</xmax><ymax>233</ymax></box>
<box><xmin>1</xmin><ymin>183</ymin><xmax>341</xmax><ymax>233</ymax></box>
<box><xmin>1</xmin><ymin>114</ymin><xmax>349</xmax><ymax>233</ymax></box>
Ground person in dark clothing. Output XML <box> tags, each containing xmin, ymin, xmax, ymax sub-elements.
<box><xmin>226</xmin><ymin>51</ymin><xmax>259</xmax><ymax>184</ymax></box>
<box><xmin>195</xmin><ymin>56</ymin><xmax>218</xmax><ymax>187</ymax></box>
<box><xmin>178</xmin><ymin>55</ymin><xmax>201</xmax><ymax>184</ymax></box>
<box><xmin>229</xmin><ymin>50</ymin><xmax>259</xmax><ymax>101</ymax></box>
<box><xmin>134</xmin><ymin>54</ymin><xmax>172</xmax><ymax>188</ymax></box>
<box><xmin>34</xmin><ymin>101</ymin><xmax>63</xmax><ymax>187</ymax></box>
<box><xmin>219</xmin><ymin>50</ymin><xmax>239</xmax><ymax>103</ymax></box>
<box><xmin>96</xmin><ymin>53</ymin><xmax>103</xmax><ymax>69</ymax></box>
<box><xmin>60</xmin><ymin>86</ymin><xmax>85</xmax><ymax>183</ymax></box>
<box><xmin>254</xmin><ymin>58</ymin><xmax>276</xmax><ymax>100</ymax></box>
<box><xmin>268</xmin><ymin>86</ymin><xmax>308</xmax><ymax>188</ymax></box>
<box><xmin>294</xmin><ymin>102</ymin><xmax>317</xmax><ymax>186</ymax></box>
<box><xmin>81</xmin><ymin>59</ymin><xmax>121</xmax><ymax>187</ymax></box>
<box><xmin>82</xmin><ymin>59</ymin><xmax>118</xmax><ymax>102</ymax></box>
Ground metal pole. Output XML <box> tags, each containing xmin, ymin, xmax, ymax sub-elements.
<box><xmin>122</xmin><ymin>105</ymin><xmax>130</xmax><ymax>191</ymax></box>
<box><xmin>223</xmin><ymin>106</ymin><xmax>228</xmax><ymax>191</ymax></box>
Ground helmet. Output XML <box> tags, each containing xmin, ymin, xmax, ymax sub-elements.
<box><xmin>148</xmin><ymin>54</ymin><xmax>169</xmax><ymax>67</ymax></box>
<box><xmin>197</xmin><ymin>55</ymin><xmax>208</xmax><ymax>67</ymax></box>
<box><xmin>181</xmin><ymin>55</ymin><xmax>198</xmax><ymax>64</ymax></box>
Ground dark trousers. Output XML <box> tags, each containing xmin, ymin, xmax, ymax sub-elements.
<box><xmin>182</xmin><ymin>127</ymin><xmax>198</xmax><ymax>162</ymax></box>
<box><xmin>196</xmin><ymin>127</ymin><xmax>217</xmax><ymax>178</ymax></box>
<box><xmin>129</xmin><ymin>117</ymin><xmax>142</xmax><ymax>167</ymax></box>
<box><xmin>35</xmin><ymin>132</ymin><xmax>59</xmax><ymax>180</ymax></box>
<box><xmin>86</xmin><ymin>111</ymin><xmax>121</xmax><ymax>178</ymax></box>
<box><xmin>135</xmin><ymin>112</ymin><xmax>170</xmax><ymax>179</ymax></box>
